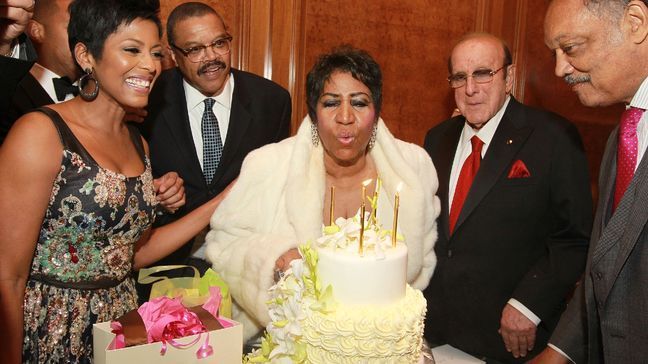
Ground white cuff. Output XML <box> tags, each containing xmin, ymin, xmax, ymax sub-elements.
<box><xmin>547</xmin><ymin>343</ymin><xmax>575</xmax><ymax>363</ymax></box>
<box><xmin>507</xmin><ymin>298</ymin><xmax>541</xmax><ymax>326</ymax></box>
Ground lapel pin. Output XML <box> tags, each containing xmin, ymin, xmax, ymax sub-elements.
<box><xmin>506</xmin><ymin>139</ymin><xmax>513</xmax><ymax>145</ymax></box>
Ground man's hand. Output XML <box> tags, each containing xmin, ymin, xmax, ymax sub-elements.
<box><xmin>123</xmin><ymin>107</ymin><xmax>147</xmax><ymax>123</ymax></box>
<box><xmin>527</xmin><ymin>347</ymin><xmax>570</xmax><ymax>364</ymax></box>
<box><xmin>0</xmin><ymin>0</ymin><xmax>35</xmax><ymax>55</ymax></box>
<box><xmin>499</xmin><ymin>303</ymin><xmax>537</xmax><ymax>359</ymax></box>
<box><xmin>153</xmin><ymin>172</ymin><xmax>185</xmax><ymax>213</ymax></box>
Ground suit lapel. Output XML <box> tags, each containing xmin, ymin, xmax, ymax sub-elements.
<box><xmin>592</xmin><ymin>126</ymin><xmax>648</xmax><ymax>304</ymax></box>
<box><xmin>598</xmin><ymin>128</ymin><xmax>618</xmax><ymax>231</ymax></box>
<box><xmin>210</xmin><ymin>69</ymin><xmax>252</xmax><ymax>185</ymax></box>
<box><xmin>437</xmin><ymin>119</ymin><xmax>463</xmax><ymax>239</ymax></box>
<box><xmin>18</xmin><ymin>73</ymin><xmax>53</xmax><ymax>107</ymax></box>
<box><xmin>454</xmin><ymin>98</ymin><xmax>533</xmax><ymax>232</ymax></box>
<box><xmin>162</xmin><ymin>69</ymin><xmax>205</xmax><ymax>184</ymax></box>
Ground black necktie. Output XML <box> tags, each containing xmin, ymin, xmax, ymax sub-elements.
<box><xmin>52</xmin><ymin>76</ymin><xmax>79</xmax><ymax>101</ymax></box>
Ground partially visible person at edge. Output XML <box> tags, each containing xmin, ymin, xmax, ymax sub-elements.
<box><xmin>0</xmin><ymin>0</ymin><xmax>35</xmax><ymax>122</ymax></box>
<box><xmin>204</xmin><ymin>45</ymin><xmax>440</xmax><ymax>343</ymax></box>
<box><xmin>137</xmin><ymin>2</ymin><xmax>291</xmax><ymax>299</ymax></box>
<box><xmin>0</xmin><ymin>0</ymin><xmax>185</xmax><ymax>209</ymax></box>
<box><xmin>423</xmin><ymin>32</ymin><xmax>592</xmax><ymax>363</ymax></box>
<box><xmin>532</xmin><ymin>0</ymin><xmax>648</xmax><ymax>362</ymax></box>
<box><xmin>0</xmin><ymin>0</ymin><xmax>230</xmax><ymax>362</ymax></box>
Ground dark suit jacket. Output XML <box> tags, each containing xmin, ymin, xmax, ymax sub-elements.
<box><xmin>550</xmin><ymin>125</ymin><xmax>648</xmax><ymax>363</ymax></box>
<box><xmin>0</xmin><ymin>36</ymin><xmax>43</xmax><ymax>144</ymax></box>
<box><xmin>139</xmin><ymin>67</ymin><xmax>291</xmax><ymax>267</ymax></box>
<box><xmin>423</xmin><ymin>98</ymin><xmax>593</xmax><ymax>363</ymax></box>
<box><xmin>1</xmin><ymin>72</ymin><xmax>54</xmax><ymax>143</ymax></box>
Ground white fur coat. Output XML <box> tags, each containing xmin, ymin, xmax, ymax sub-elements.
<box><xmin>205</xmin><ymin>116</ymin><xmax>440</xmax><ymax>341</ymax></box>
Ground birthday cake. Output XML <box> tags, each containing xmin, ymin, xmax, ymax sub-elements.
<box><xmin>245</xmin><ymin>213</ymin><xmax>427</xmax><ymax>363</ymax></box>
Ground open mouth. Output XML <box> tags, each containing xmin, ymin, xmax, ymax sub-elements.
<box><xmin>125</xmin><ymin>77</ymin><xmax>152</xmax><ymax>92</ymax></box>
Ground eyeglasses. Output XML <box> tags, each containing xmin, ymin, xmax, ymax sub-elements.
<box><xmin>447</xmin><ymin>64</ymin><xmax>510</xmax><ymax>89</ymax></box>
<box><xmin>171</xmin><ymin>36</ymin><xmax>233</xmax><ymax>63</ymax></box>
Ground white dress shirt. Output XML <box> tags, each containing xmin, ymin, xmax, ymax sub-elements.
<box><xmin>184</xmin><ymin>74</ymin><xmax>234</xmax><ymax>259</ymax></box>
<box><xmin>183</xmin><ymin>74</ymin><xmax>234</xmax><ymax>171</ymax></box>
<box><xmin>629</xmin><ymin>76</ymin><xmax>648</xmax><ymax>169</ymax></box>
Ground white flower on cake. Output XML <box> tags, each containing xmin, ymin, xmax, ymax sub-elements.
<box><xmin>316</xmin><ymin>213</ymin><xmax>398</xmax><ymax>259</ymax></box>
<box><xmin>246</xmin><ymin>245</ymin><xmax>334</xmax><ymax>363</ymax></box>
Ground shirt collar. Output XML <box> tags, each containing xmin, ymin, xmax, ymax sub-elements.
<box><xmin>30</xmin><ymin>63</ymin><xmax>64</xmax><ymax>84</ymax></box>
<box><xmin>183</xmin><ymin>72</ymin><xmax>234</xmax><ymax>111</ymax></box>
<box><xmin>629</xmin><ymin>76</ymin><xmax>648</xmax><ymax>110</ymax></box>
<box><xmin>460</xmin><ymin>95</ymin><xmax>511</xmax><ymax>150</ymax></box>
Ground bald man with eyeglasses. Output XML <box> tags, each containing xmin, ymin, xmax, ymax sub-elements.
<box><xmin>137</xmin><ymin>2</ymin><xmax>291</xmax><ymax>299</ymax></box>
<box><xmin>422</xmin><ymin>32</ymin><xmax>593</xmax><ymax>363</ymax></box>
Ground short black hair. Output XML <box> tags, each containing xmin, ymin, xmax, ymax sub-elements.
<box><xmin>166</xmin><ymin>2</ymin><xmax>226</xmax><ymax>46</ymax></box>
<box><xmin>306</xmin><ymin>45</ymin><xmax>383</xmax><ymax>122</ymax></box>
<box><xmin>68</xmin><ymin>0</ymin><xmax>161</xmax><ymax>60</ymax></box>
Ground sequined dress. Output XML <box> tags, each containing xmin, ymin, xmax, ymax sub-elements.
<box><xmin>22</xmin><ymin>108</ymin><xmax>158</xmax><ymax>363</ymax></box>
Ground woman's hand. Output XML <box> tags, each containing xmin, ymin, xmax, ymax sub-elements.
<box><xmin>274</xmin><ymin>248</ymin><xmax>301</xmax><ymax>281</ymax></box>
<box><xmin>275</xmin><ymin>248</ymin><xmax>301</xmax><ymax>271</ymax></box>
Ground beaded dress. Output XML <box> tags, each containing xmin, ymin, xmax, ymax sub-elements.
<box><xmin>21</xmin><ymin>108</ymin><xmax>158</xmax><ymax>363</ymax></box>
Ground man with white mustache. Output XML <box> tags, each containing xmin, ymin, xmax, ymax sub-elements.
<box><xmin>138</xmin><ymin>2</ymin><xmax>291</xmax><ymax>293</ymax></box>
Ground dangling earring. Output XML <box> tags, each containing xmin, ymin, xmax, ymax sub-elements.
<box><xmin>367</xmin><ymin>123</ymin><xmax>377</xmax><ymax>150</ymax></box>
<box><xmin>78</xmin><ymin>67</ymin><xmax>99</xmax><ymax>101</ymax></box>
<box><xmin>311</xmin><ymin>122</ymin><xmax>319</xmax><ymax>147</ymax></box>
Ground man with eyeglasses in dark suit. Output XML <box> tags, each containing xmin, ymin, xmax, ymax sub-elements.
<box><xmin>137</xmin><ymin>2</ymin><xmax>291</xmax><ymax>301</ymax></box>
<box><xmin>423</xmin><ymin>32</ymin><xmax>593</xmax><ymax>363</ymax></box>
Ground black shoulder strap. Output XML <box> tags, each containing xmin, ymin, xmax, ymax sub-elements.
<box><xmin>33</xmin><ymin>107</ymin><xmax>83</xmax><ymax>154</ymax></box>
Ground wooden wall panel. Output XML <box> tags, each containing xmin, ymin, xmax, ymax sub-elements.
<box><xmin>300</xmin><ymin>0</ymin><xmax>477</xmax><ymax>144</ymax></box>
<box><xmin>158</xmin><ymin>0</ymin><xmax>619</xmax><ymax>193</ymax></box>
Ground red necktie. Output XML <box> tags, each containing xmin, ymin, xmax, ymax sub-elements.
<box><xmin>449</xmin><ymin>136</ymin><xmax>484</xmax><ymax>234</ymax></box>
<box><xmin>614</xmin><ymin>106</ymin><xmax>644</xmax><ymax>210</ymax></box>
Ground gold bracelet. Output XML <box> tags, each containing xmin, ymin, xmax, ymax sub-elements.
<box><xmin>2</xmin><ymin>40</ymin><xmax>16</xmax><ymax>57</ymax></box>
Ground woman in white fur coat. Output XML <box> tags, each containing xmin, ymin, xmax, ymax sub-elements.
<box><xmin>205</xmin><ymin>46</ymin><xmax>440</xmax><ymax>341</ymax></box>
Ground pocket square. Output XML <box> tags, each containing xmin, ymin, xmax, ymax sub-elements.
<box><xmin>507</xmin><ymin>159</ymin><xmax>531</xmax><ymax>178</ymax></box>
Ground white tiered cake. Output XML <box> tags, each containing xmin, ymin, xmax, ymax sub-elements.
<box><xmin>303</xmin><ymin>216</ymin><xmax>427</xmax><ymax>363</ymax></box>
<box><xmin>245</xmin><ymin>213</ymin><xmax>427</xmax><ymax>364</ymax></box>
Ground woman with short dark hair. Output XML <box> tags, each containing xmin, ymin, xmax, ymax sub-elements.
<box><xmin>0</xmin><ymin>1</ymin><xmax>226</xmax><ymax>362</ymax></box>
<box><xmin>205</xmin><ymin>45</ymin><xmax>440</xmax><ymax>342</ymax></box>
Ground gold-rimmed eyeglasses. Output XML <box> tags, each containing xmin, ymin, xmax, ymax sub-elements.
<box><xmin>447</xmin><ymin>64</ymin><xmax>510</xmax><ymax>89</ymax></box>
<box><xmin>170</xmin><ymin>36</ymin><xmax>233</xmax><ymax>63</ymax></box>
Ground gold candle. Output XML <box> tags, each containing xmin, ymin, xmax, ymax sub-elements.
<box><xmin>392</xmin><ymin>183</ymin><xmax>402</xmax><ymax>247</ymax></box>
<box><xmin>392</xmin><ymin>192</ymin><xmax>400</xmax><ymax>247</ymax></box>
<box><xmin>359</xmin><ymin>185</ymin><xmax>366</xmax><ymax>254</ymax></box>
<box><xmin>329</xmin><ymin>185</ymin><xmax>335</xmax><ymax>226</ymax></box>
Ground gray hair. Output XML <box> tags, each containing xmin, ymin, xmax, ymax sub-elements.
<box><xmin>585</xmin><ymin>0</ymin><xmax>648</xmax><ymax>19</ymax></box>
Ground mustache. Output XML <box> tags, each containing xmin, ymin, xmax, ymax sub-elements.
<box><xmin>564</xmin><ymin>74</ymin><xmax>591</xmax><ymax>85</ymax></box>
<box><xmin>198</xmin><ymin>60</ymin><xmax>227</xmax><ymax>75</ymax></box>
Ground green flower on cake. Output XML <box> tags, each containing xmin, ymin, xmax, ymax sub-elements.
<box><xmin>245</xmin><ymin>244</ymin><xmax>334</xmax><ymax>363</ymax></box>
